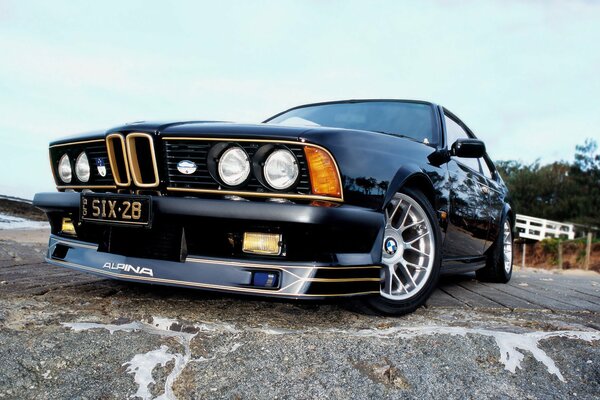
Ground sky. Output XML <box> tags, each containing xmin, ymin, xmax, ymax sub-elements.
<box><xmin>1</xmin><ymin>0</ymin><xmax>599</xmax><ymax>199</ymax></box>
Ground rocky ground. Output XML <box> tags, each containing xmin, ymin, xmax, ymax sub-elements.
<box><xmin>0</xmin><ymin>229</ymin><xmax>599</xmax><ymax>399</ymax></box>
<box><xmin>0</xmin><ymin>197</ymin><xmax>46</xmax><ymax>221</ymax></box>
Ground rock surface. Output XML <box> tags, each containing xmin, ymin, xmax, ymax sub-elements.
<box><xmin>0</xmin><ymin>233</ymin><xmax>599</xmax><ymax>399</ymax></box>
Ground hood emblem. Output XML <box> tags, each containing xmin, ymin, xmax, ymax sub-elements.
<box><xmin>177</xmin><ymin>160</ymin><xmax>197</xmax><ymax>175</ymax></box>
<box><xmin>96</xmin><ymin>158</ymin><xmax>107</xmax><ymax>177</ymax></box>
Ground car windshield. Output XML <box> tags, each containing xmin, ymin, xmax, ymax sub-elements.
<box><xmin>266</xmin><ymin>101</ymin><xmax>436</xmax><ymax>144</ymax></box>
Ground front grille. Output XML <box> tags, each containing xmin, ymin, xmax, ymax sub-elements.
<box><xmin>126</xmin><ymin>133</ymin><xmax>159</xmax><ymax>187</ymax></box>
<box><xmin>106</xmin><ymin>134</ymin><xmax>130</xmax><ymax>186</ymax></box>
<box><xmin>50</xmin><ymin>140</ymin><xmax>114</xmax><ymax>186</ymax></box>
<box><xmin>86</xmin><ymin>142</ymin><xmax>114</xmax><ymax>185</ymax></box>
<box><xmin>163</xmin><ymin>140</ymin><xmax>312</xmax><ymax>195</ymax></box>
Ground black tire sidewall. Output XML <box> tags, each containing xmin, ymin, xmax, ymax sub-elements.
<box><xmin>477</xmin><ymin>214</ymin><xmax>513</xmax><ymax>283</ymax></box>
<box><xmin>497</xmin><ymin>217</ymin><xmax>513</xmax><ymax>282</ymax></box>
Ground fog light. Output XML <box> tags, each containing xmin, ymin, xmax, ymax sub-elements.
<box><xmin>242</xmin><ymin>232</ymin><xmax>282</xmax><ymax>255</ymax></box>
<box><xmin>252</xmin><ymin>271</ymin><xmax>279</xmax><ymax>288</ymax></box>
<box><xmin>61</xmin><ymin>217</ymin><xmax>76</xmax><ymax>236</ymax></box>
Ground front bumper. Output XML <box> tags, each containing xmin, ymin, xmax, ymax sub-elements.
<box><xmin>34</xmin><ymin>192</ymin><xmax>385</xmax><ymax>298</ymax></box>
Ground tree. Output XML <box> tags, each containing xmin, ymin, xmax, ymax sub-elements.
<box><xmin>574</xmin><ymin>138</ymin><xmax>600</xmax><ymax>173</ymax></box>
<box><xmin>496</xmin><ymin>139</ymin><xmax>600</xmax><ymax>226</ymax></box>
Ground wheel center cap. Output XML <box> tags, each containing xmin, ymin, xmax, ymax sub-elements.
<box><xmin>384</xmin><ymin>238</ymin><xmax>398</xmax><ymax>255</ymax></box>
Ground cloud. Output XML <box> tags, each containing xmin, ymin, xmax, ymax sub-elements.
<box><xmin>1</xmin><ymin>0</ymin><xmax>600</xmax><ymax>198</ymax></box>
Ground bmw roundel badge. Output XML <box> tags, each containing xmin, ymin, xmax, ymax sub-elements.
<box><xmin>177</xmin><ymin>160</ymin><xmax>197</xmax><ymax>175</ymax></box>
<box><xmin>385</xmin><ymin>238</ymin><xmax>398</xmax><ymax>255</ymax></box>
<box><xmin>96</xmin><ymin>158</ymin><xmax>107</xmax><ymax>177</ymax></box>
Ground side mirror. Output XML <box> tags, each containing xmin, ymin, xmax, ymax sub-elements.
<box><xmin>451</xmin><ymin>138</ymin><xmax>486</xmax><ymax>158</ymax></box>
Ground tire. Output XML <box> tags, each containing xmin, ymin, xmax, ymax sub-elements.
<box><xmin>355</xmin><ymin>187</ymin><xmax>442</xmax><ymax>316</ymax></box>
<box><xmin>476</xmin><ymin>215</ymin><xmax>513</xmax><ymax>283</ymax></box>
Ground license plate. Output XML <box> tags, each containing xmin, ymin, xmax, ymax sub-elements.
<box><xmin>80</xmin><ymin>194</ymin><xmax>152</xmax><ymax>227</ymax></box>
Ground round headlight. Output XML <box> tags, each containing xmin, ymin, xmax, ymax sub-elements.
<box><xmin>58</xmin><ymin>154</ymin><xmax>72</xmax><ymax>183</ymax></box>
<box><xmin>218</xmin><ymin>147</ymin><xmax>250</xmax><ymax>186</ymax></box>
<box><xmin>75</xmin><ymin>152</ymin><xmax>90</xmax><ymax>182</ymax></box>
<box><xmin>264</xmin><ymin>149</ymin><xmax>299</xmax><ymax>190</ymax></box>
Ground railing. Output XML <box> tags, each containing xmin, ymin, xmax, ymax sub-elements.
<box><xmin>515</xmin><ymin>214</ymin><xmax>575</xmax><ymax>241</ymax></box>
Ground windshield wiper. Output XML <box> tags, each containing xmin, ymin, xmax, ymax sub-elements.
<box><xmin>371</xmin><ymin>131</ymin><xmax>420</xmax><ymax>142</ymax></box>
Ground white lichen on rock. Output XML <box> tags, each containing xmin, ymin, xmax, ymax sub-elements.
<box><xmin>63</xmin><ymin>317</ymin><xmax>600</xmax><ymax>399</ymax></box>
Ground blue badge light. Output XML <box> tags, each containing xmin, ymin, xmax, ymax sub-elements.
<box><xmin>252</xmin><ymin>271</ymin><xmax>279</xmax><ymax>288</ymax></box>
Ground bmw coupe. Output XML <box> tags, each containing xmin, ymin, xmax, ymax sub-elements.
<box><xmin>33</xmin><ymin>99</ymin><xmax>514</xmax><ymax>315</ymax></box>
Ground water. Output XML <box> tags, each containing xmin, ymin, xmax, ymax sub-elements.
<box><xmin>0</xmin><ymin>213</ymin><xmax>49</xmax><ymax>230</ymax></box>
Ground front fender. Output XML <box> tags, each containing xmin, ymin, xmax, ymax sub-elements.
<box><xmin>301</xmin><ymin>128</ymin><xmax>442</xmax><ymax>211</ymax></box>
<box><xmin>383</xmin><ymin>164</ymin><xmax>434</xmax><ymax>210</ymax></box>
<box><xmin>502</xmin><ymin>203</ymin><xmax>515</xmax><ymax>229</ymax></box>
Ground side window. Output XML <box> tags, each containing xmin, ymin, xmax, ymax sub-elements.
<box><xmin>480</xmin><ymin>158</ymin><xmax>495</xmax><ymax>180</ymax></box>
<box><xmin>444</xmin><ymin>115</ymin><xmax>481</xmax><ymax>172</ymax></box>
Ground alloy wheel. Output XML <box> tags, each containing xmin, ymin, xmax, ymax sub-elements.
<box><xmin>380</xmin><ymin>193</ymin><xmax>435</xmax><ymax>300</ymax></box>
<box><xmin>503</xmin><ymin>220</ymin><xmax>513</xmax><ymax>273</ymax></box>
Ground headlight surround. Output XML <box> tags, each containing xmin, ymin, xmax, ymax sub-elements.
<box><xmin>263</xmin><ymin>149</ymin><xmax>299</xmax><ymax>190</ymax></box>
<box><xmin>218</xmin><ymin>147</ymin><xmax>250</xmax><ymax>186</ymax></box>
<box><xmin>58</xmin><ymin>154</ymin><xmax>72</xmax><ymax>183</ymax></box>
<box><xmin>75</xmin><ymin>152</ymin><xmax>90</xmax><ymax>182</ymax></box>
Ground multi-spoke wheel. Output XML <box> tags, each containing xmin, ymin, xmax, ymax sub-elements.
<box><xmin>359</xmin><ymin>188</ymin><xmax>442</xmax><ymax>316</ymax></box>
<box><xmin>381</xmin><ymin>193</ymin><xmax>435</xmax><ymax>300</ymax></box>
<box><xmin>476</xmin><ymin>215</ymin><xmax>513</xmax><ymax>283</ymax></box>
<box><xmin>503</xmin><ymin>221</ymin><xmax>513</xmax><ymax>274</ymax></box>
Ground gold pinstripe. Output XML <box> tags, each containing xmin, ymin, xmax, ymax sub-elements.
<box><xmin>49</xmin><ymin>139</ymin><xmax>105</xmax><ymax>148</ymax></box>
<box><xmin>47</xmin><ymin>258</ymin><xmax>379</xmax><ymax>297</ymax></box>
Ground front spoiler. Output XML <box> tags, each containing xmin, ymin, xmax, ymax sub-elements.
<box><xmin>46</xmin><ymin>235</ymin><xmax>382</xmax><ymax>299</ymax></box>
<box><xmin>33</xmin><ymin>191</ymin><xmax>382</xmax><ymax>229</ymax></box>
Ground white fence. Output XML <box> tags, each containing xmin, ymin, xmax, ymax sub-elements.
<box><xmin>515</xmin><ymin>214</ymin><xmax>575</xmax><ymax>241</ymax></box>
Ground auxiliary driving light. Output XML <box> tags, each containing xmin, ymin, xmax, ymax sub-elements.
<box><xmin>61</xmin><ymin>217</ymin><xmax>76</xmax><ymax>236</ymax></box>
<box><xmin>242</xmin><ymin>232</ymin><xmax>282</xmax><ymax>255</ymax></box>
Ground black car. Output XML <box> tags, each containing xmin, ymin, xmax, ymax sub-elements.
<box><xmin>33</xmin><ymin>99</ymin><xmax>514</xmax><ymax>315</ymax></box>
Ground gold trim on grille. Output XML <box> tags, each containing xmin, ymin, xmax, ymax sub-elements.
<box><xmin>167</xmin><ymin>187</ymin><xmax>343</xmax><ymax>202</ymax></box>
<box><xmin>125</xmin><ymin>132</ymin><xmax>160</xmax><ymax>188</ymax></box>
<box><xmin>57</xmin><ymin>185</ymin><xmax>117</xmax><ymax>190</ymax></box>
<box><xmin>106</xmin><ymin>133</ymin><xmax>131</xmax><ymax>187</ymax></box>
<box><xmin>52</xmin><ymin>135</ymin><xmax>345</xmax><ymax>201</ymax></box>
<box><xmin>49</xmin><ymin>139</ymin><xmax>105</xmax><ymax>148</ymax></box>
<box><xmin>162</xmin><ymin>136</ymin><xmax>344</xmax><ymax>202</ymax></box>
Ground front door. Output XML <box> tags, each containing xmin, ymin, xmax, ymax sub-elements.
<box><xmin>442</xmin><ymin>114</ymin><xmax>490</xmax><ymax>258</ymax></box>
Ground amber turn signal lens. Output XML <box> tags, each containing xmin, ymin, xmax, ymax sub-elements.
<box><xmin>304</xmin><ymin>147</ymin><xmax>342</xmax><ymax>199</ymax></box>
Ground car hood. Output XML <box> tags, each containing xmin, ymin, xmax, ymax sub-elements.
<box><xmin>105</xmin><ymin>119</ymin><xmax>410</xmax><ymax>143</ymax></box>
<box><xmin>160</xmin><ymin>121</ymin><xmax>429</xmax><ymax>148</ymax></box>
<box><xmin>160</xmin><ymin>121</ymin><xmax>317</xmax><ymax>141</ymax></box>
<box><xmin>52</xmin><ymin>120</ymin><xmax>432</xmax><ymax>153</ymax></box>
<box><xmin>158</xmin><ymin>122</ymin><xmax>436</xmax><ymax>170</ymax></box>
